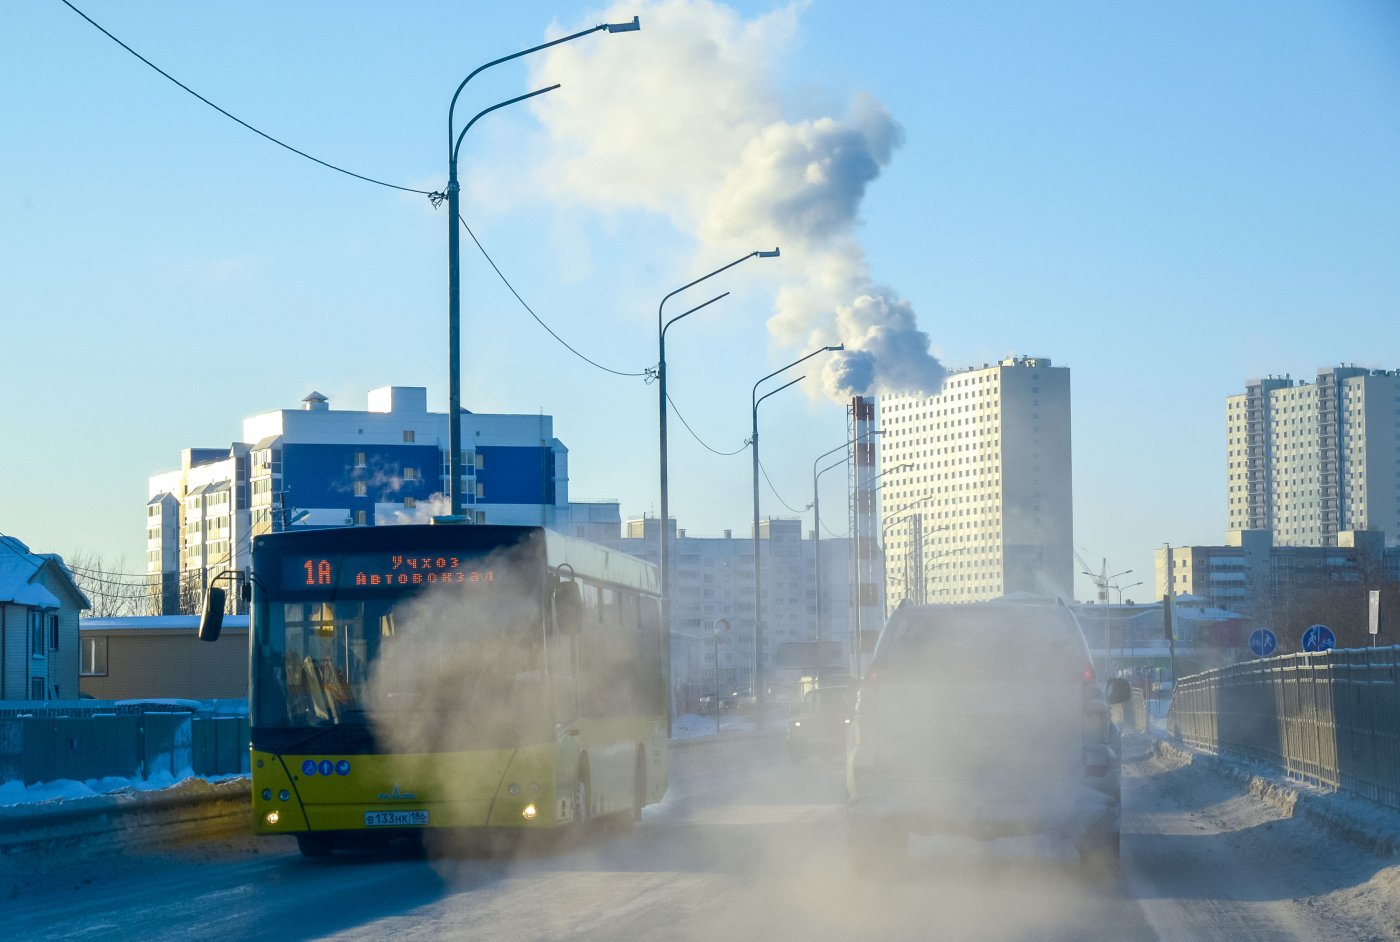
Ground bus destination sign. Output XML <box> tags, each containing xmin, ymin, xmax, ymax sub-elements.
<box><xmin>285</xmin><ymin>553</ymin><xmax>496</xmax><ymax>591</ymax></box>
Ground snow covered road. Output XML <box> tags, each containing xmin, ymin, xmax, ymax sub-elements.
<box><xmin>4</xmin><ymin>734</ymin><xmax>1399</xmax><ymax>941</ymax></box>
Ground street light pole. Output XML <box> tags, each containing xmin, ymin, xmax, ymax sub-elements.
<box><xmin>712</xmin><ymin>617</ymin><xmax>730</xmax><ymax>735</ymax></box>
<box><xmin>880</xmin><ymin>492</ymin><xmax>938</xmax><ymax>617</ymax></box>
<box><xmin>1082</xmin><ymin>565</ymin><xmax>1132</xmax><ymax>675</ymax></box>
<box><xmin>443</xmin><ymin>16</ymin><xmax>640</xmax><ymax>519</ymax></box>
<box><xmin>657</xmin><ymin>248</ymin><xmax>779</xmax><ymax>733</ymax></box>
<box><xmin>1110</xmin><ymin>580</ymin><xmax>1143</xmax><ymax>676</ymax></box>
<box><xmin>751</xmin><ymin>344</ymin><xmax>842</xmax><ymax>719</ymax></box>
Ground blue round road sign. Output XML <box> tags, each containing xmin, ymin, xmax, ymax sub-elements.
<box><xmin>1248</xmin><ymin>628</ymin><xmax>1278</xmax><ymax>658</ymax></box>
<box><xmin>1302</xmin><ymin>624</ymin><xmax>1336</xmax><ymax>653</ymax></box>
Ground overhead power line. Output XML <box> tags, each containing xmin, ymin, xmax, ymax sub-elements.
<box><xmin>58</xmin><ymin>0</ymin><xmax>433</xmax><ymax>196</ymax></box>
<box><xmin>59</xmin><ymin>1</ymin><xmax>666</xmax><ymax>386</ymax></box>
<box><xmin>761</xmin><ymin>456</ymin><xmax>806</xmax><ymax>515</ymax></box>
<box><xmin>665</xmin><ymin>393</ymin><xmax>747</xmax><ymax>457</ymax></box>
<box><xmin>457</xmin><ymin>215</ymin><xmax>646</xmax><ymax>378</ymax></box>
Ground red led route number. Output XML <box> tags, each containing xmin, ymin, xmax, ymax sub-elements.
<box><xmin>295</xmin><ymin>555</ymin><xmax>495</xmax><ymax>588</ymax></box>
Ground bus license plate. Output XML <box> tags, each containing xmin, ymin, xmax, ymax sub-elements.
<box><xmin>365</xmin><ymin>810</ymin><xmax>428</xmax><ymax>827</ymax></box>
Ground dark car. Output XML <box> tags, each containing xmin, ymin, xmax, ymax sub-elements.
<box><xmin>845</xmin><ymin>598</ymin><xmax>1129</xmax><ymax>872</ymax></box>
<box><xmin>787</xmin><ymin>685</ymin><xmax>852</xmax><ymax>762</ymax></box>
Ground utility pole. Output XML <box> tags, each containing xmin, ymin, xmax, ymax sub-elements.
<box><xmin>1164</xmin><ymin>543</ymin><xmax>1177</xmax><ymax>684</ymax></box>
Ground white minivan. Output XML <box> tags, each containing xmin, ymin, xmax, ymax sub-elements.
<box><xmin>846</xmin><ymin>597</ymin><xmax>1130</xmax><ymax>872</ymax></box>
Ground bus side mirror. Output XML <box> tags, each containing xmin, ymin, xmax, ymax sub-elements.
<box><xmin>1106</xmin><ymin>677</ymin><xmax>1131</xmax><ymax>705</ymax></box>
<box><xmin>198</xmin><ymin>587</ymin><xmax>226</xmax><ymax>642</ymax></box>
<box><xmin>553</xmin><ymin>581</ymin><xmax>583</xmax><ymax>636</ymax></box>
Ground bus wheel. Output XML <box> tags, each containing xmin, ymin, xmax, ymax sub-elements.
<box><xmin>296</xmin><ymin>833</ymin><xmax>334</xmax><ymax>858</ymax></box>
<box><xmin>631</xmin><ymin>748</ymin><xmax>646</xmax><ymax>823</ymax></box>
<box><xmin>574</xmin><ymin>759</ymin><xmax>591</xmax><ymax>828</ymax></box>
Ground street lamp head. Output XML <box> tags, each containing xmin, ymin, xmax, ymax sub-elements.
<box><xmin>825</xmin><ymin>344</ymin><xmax>845</xmax><ymax>353</ymax></box>
<box><xmin>756</xmin><ymin>248</ymin><xmax>781</xmax><ymax>258</ymax></box>
<box><xmin>604</xmin><ymin>16</ymin><xmax>641</xmax><ymax>32</ymax></box>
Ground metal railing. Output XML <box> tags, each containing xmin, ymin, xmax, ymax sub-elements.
<box><xmin>1171</xmin><ymin>646</ymin><xmax>1400</xmax><ymax>810</ymax></box>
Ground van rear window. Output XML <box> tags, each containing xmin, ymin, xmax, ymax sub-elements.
<box><xmin>883</xmin><ymin>609</ymin><xmax>1085</xmax><ymax>679</ymax></box>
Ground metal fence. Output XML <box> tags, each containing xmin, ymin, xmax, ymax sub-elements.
<box><xmin>0</xmin><ymin>700</ymin><xmax>249</xmax><ymax>787</ymax></box>
<box><xmin>1171</xmin><ymin>646</ymin><xmax>1400</xmax><ymax>810</ymax></box>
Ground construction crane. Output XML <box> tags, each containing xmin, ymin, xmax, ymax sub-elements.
<box><xmin>1074</xmin><ymin>550</ymin><xmax>1132</xmax><ymax>605</ymax></box>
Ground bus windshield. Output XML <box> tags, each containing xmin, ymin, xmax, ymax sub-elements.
<box><xmin>253</xmin><ymin>545</ymin><xmax>551</xmax><ymax>752</ymax></box>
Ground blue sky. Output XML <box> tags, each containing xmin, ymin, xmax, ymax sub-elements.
<box><xmin>3</xmin><ymin>0</ymin><xmax>1398</xmax><ymax>602</ymax></box>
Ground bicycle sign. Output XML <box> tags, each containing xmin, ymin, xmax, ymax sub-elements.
<box><xmin>1248</xmin><ymin>628</ymin><xmax>1277</xmax><ymax>658</ymax></box>
<box><xmin>1301</xmin><ymin>624</ymin><xmax>1336</xmax><ymax>653</ymax></box>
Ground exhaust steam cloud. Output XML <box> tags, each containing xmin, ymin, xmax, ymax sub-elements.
<box><xmin>530</xmin><ymin>0</ymin><xmax>946</xmax><ymax>398</ymax></box>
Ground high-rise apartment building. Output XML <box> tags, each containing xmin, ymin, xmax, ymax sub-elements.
<box><xmin>146</xmin><ymin>387</ymin><xmax>618</xmax><ymax>614</ymax></box>
<box><xmin>878</xmin><ymin>356</ymin><xmax>1073</xmax><ymax>605</ymax></box>
<box><xmin>1226</xmin><ymin>366</ymin><xmax>1400</xmax><ymax>546</ymax></box>
<box><xmin>619</xmin><ymin>516</ymin><xmax>854</xmax><ymax>707</ymax></box>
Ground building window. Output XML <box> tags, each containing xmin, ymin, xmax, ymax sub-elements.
<box><xmin>30</xmin><ymin>610</ymin><xmax>45</xmax><ymax>656</ymax></box>
<box><xmin>404</xmin><ymin>497</ymin><xmax>417</xmax><ymax>510</ymax></box>
<box><xmin>31</xmin><ymin>677</ymin><xmax>45</xmax><ymax>700</ymax></box>
<box><xmin>355</xmin><ymin>510</ymin><xmax>367</xmax><ymax>525</ymax></box>
<box><xmin>81</xmin><ymin>637</ymin><xmax>108</xmax><ymax>676</ymax></box>
<box><xmin>50</xmin><ymin>614</ymin><xmax>59</xmax><ymax>651</ymax></box>
<box><xmin>403</xmin><ymin>430</ymin><xmax>415</xmax><ymax>443</ymax></box>
<box><xmin>353</xmin><ymin>481</ymin><xmax>368</xmax><ymax>497</ymax></box>
<box><xmin>404</xmin><ymin>467</ymin><xmax>419</xmax><ymax>482</ymax></box>
<box><xmin>354</xmin><ymin>451</ymin><xmax>366</xmax><ymax>468</ymax></box>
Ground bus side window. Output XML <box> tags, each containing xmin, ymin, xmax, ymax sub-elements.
<box><xmin>600</xmin><ymin>587</ymin><xmax>618</xmax><ymax>628</ymax></box>
<box><xmin>580</xmin><ymin>582</ymin><xmax>601</xmax><ymax>628</ymax></box>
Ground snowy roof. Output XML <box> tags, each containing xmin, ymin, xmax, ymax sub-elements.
<box><xmin>0</xmin><ymin>535</ymin><xmax>90</xmax><ymax>609</ymax></box>
<box><xmin>1174</xmin><ymin>605</ymin><xmax>1246</xmax><ymax>621</ymax></box>
<box><xmin>11</xmin><ymin>582</ymin><xmax>61</xmax><ymax>609</ymax></box>
<box><xmin>81</xmin><ymin>615</ymin><xmax>249</xmax><ymax>631</ymax></box>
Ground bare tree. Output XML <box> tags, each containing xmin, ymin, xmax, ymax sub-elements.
<box><xmin>178</xmin><ymin>570</ymin><xmax>205</xmax><ymax>616</ymax></box>
<box><xmin>67</xmin><ymin>550</ymin><xmax>157</xmax><ymax>618</ymax></box>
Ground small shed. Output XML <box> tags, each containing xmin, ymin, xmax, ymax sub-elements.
<box><xmin>79</xmin><ymin>615</ymin><xmax>249</xmax><ymax>700</ymax></box>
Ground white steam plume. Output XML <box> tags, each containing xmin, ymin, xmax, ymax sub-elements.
<box><xmin>530</xmin><ymin>0</ymin><xmax>946</xmax><ymax>398</ymax></box>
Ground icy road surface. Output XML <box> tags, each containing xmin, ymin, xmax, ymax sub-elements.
<box><xmin>4</xmin><ymin>734</ymin><xmax>1400</xmax><ymax>941</ymax></box>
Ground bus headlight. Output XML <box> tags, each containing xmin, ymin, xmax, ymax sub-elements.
<box><xmin>266</xmin><ymin>810</ymin><xmax>281</xmax><ymax>826</ymax></box>
<box><xmin>521</xmin><ymin>804</ymin><xmax>537</xmax><ymax>820</ymax></box>
<box><xmin>507</xmin><ymin>783</ymin><xmax>520</xmax><ymax>796</ymax></box>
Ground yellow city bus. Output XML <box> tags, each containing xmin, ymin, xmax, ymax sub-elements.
<box><xmin>201</xmin><ymin>524</ymin><xmax>666</xmax><ymax>856</ymax></box>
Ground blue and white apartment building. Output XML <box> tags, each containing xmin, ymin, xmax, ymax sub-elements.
<box><xmin>146</xmin><ymin>386</ymin><xmax>620</xmax><ymax>614</ymax></box>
